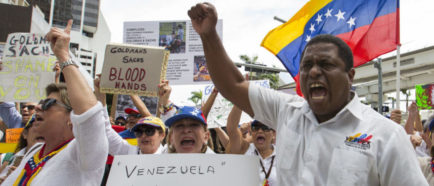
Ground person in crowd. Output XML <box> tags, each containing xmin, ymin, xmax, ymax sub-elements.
<box><xmin>115</xmin><ymin>115</ymin><xmax>126</xmax><ymax>126</ymax></box>
<box><xmin>405</xmin><ymin>102</ymin><xmax>429</xmax><ymax>157</ymax></box>
<box><xmin>187</xmin><ymin>3</ymin><xmax>427</xmax><ymax>185</ymax></box>
<box><xmin>0</xmin><ymin>102</ymin><xmax>37</xmax><ymax>128</ymax></box>
<box><xmin>414</xmin><ymin>116</ymin><xmax>434</xmax><ymax>184</ymax></box>
<box><xmin>2</xmin><ymin>20</ymin><xmax>108</xmax><ymax>185</ymax></box>
<box><xmin>226</xmin><ymin>106</ymin><xmax>276</xmax><ymax>186</ymax></box>
<box><xmin>0</xmin><ymin>114</ymin><xmax>44</xmax><ymax>183</ymax></box>
<box><xmin>93</xmin><ymin>76</ymin><xmax>166</xmax><ymax>155</ymax></box>
<box><xmin>118</xmin><ymin>109</ymin><xmax>142</xmax><ymax>139</ymax></box>
<box><xmin>165</xmin><ymin>106</ymin><xmax>214</xmax><ymax>153</ymax></box>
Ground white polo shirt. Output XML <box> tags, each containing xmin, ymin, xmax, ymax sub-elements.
<box><xmin>249</xmin><ymin>84</ymin><xmax>428</xmax><ymax>186</ymax></box>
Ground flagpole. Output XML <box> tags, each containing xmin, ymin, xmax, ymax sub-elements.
<box><xmin>395</xmin><ymin>0</ymin><xmax>401</xmax><ymax>110</ymax></box>
<box><xmin>396</xmin><ymin>44</ymin><xmax>401</xmax><ymax>110</ymax></box>
<box><xmin>49</xmin><ymin>0</ymin><xmax>55</xmax><ymax>26</ymax></box>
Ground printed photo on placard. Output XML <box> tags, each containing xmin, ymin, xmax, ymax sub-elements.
<box><xmin>159</xmin><ymin>22</ymin><xmax>186</xmax><ymax>54</ymax></box>
<box><xmin>193</xmin><ymin>55</ymin><xmax>210</xmax><ymax>82</ymax></box>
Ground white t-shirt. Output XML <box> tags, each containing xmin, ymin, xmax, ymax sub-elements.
<box><xmin>249</xmin><ymin>84</ymin><xmax>428</xmax><ymax>186</ymax></box>
<box><xmin>3</xmin><ymin>102</ymin><xmax>108</xmax><ymax>186</ymax></box>
<box><xmin>245</xmin><ymin>143</ymin><xmax>277</xmax><ymax>186</ymax></box>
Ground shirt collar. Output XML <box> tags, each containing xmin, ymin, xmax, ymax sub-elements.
<box><xmin>302</xmin><ymin>91</ymin><xmax>363</xmax><ymax>125</ymax></box>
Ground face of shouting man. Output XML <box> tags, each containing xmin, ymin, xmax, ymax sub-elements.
<box><xmin>299</xmin><ymin>41</ymin><xmax>355</xmax><ymax>123</ymax></box>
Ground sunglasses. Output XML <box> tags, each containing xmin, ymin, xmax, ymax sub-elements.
<box><xmin>251</xmin><ymin>124</ymin><xmax>272</xmax><ymax>132</ymax></box>
<box><xmin>115</xmin><ymin>121</ymin><xmax>126</xmax><ymax>126</ymax></box>
<box><xmin>21</xmin><ymin>105</ymin><xmax>36</xmax><ymax>110</ymax></box>
<box><xmin>134</xmin><ymin>127</ymin><xmax>159</xmax><ymax>137</ymax></box>
<box><xmin>39</xmin><ymin>98</ymin><xmax>72</xmax><ymax>111</ymax></box>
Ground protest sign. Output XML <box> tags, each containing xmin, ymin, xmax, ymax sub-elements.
<box><xmin>203</xmin><ymin>80</ymin><xmax>270</xmax><ymax>128</ymax></box>
<box><xmin>115</xmin><ymin>94</ymin><xmax>158</xmax><ymax>118</ymax></box>
<box><xmin>6</xmin><ymin>128</ymin><xmax>23</xmax><ymax>143</ymax></box>
<box><xmin>107</xmin><ymin>154</ymin><xmax>259</xmax><ymax>186</ymax></box>
<box><xmin>416</xmin><ymin>84</ymin><xmax>434</xmax><ymax>109</ymax></box>
<box><xmin>0</xmin><ymin>33</ymin><xmax>56</xmax><ymax>102</ymax></box>
<box><xmin>124</xmin><ymin>20</ymin><xmax>223</xmax><ymax>85</ymax></box>
<box><xmin>100</xmin><ymin>43</ymin><xmax>169</xmax><ymax>96</ymax></box>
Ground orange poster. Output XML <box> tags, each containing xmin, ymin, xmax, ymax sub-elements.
<box><xmin>6</xmin><ymin>128</ymin><xmax>23</xmax><ymax>143</ymax></box>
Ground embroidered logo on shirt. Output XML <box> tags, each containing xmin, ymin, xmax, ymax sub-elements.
<box><xmin>344</xmin><ymin>133</ymin><xmax>372</xmax><ymax>150</ymax></box>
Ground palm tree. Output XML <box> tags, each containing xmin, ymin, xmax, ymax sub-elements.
<box><xmin>240</xmin><ymin>55</ymin><xmax>258</xmax><ymax>64</ymax></box>
<box><xmin>189</xmin><ymin>90</ymin><xmax>203</xmax><ymax>107</ymax></box>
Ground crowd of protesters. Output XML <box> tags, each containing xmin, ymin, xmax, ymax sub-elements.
<box><xmin>0</xmin><ymin>2</ymin><xmax>432</xmax><ymax>186</ymax></box>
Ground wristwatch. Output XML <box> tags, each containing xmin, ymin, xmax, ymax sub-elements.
<box><xmin>60</xmin><ymin>58</ymin><xmax>79</xmax><ymax>71</ymax></box>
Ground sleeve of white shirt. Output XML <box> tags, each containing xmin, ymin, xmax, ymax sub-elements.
<box><xmin>378</xmin><ymin>127</ymin><xmax>429</xmax><ymax>186</ymax></box>
<box><xmin>248</xmin><ymin>83</ymin><xmax>304</xmax><ymax>129</ymax></box>
<box><xmin>70</xmin><ymin>102</ymin><xmax>108</xmax><ymax>171</ymax></box>
<box><xmin>102</xmin><ymin>106</ymin><xmax>136</xmax><ymax>155</ymax></box>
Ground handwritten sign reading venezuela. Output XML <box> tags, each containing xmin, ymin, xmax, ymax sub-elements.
<box><xmin>106</xmin><ymin>154</ymin><xmax>260</xmax><ymax>186</ymax></box>
<box><xmin>0</xmin><ymin>33</ymin><xmax>56</xmax><ymax>102</ymax></box>
<box><xmin>100</xmin><ymin>43</ymin><xmax>169</xmax><ymax>97</ymax></box>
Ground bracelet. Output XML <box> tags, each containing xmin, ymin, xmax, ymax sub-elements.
<box><xmin>163</xmin><ymin>103</ymin><xmax>174</xmax><ymax>113</ymax></box>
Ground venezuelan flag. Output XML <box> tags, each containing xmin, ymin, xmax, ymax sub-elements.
<box><xmin>262</xmin><ymin>0</ymin><xmax>399</xmax><ymax>95</ymax></box>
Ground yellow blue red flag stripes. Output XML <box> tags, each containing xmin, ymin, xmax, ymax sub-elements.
<box><xmin>262</xmin><ymin>0</ymin><xmax>399</xmax><ymax>95</ymax></box>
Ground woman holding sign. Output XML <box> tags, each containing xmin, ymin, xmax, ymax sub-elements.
<box><xmin>93</xmin><ymin>75</ymin><xmax>167</xmax><ymax>155</ymax></box>
<box><xmin>225</xmin><ymin>106</ymin><xmax>276</xmax><ymax>186</ymax></box>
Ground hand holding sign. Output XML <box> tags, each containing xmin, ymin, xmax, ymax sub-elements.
<box><xmin>158</xmin><ymin>80</ymin><xmax>171</xmax><ymax>106</ymax></box>
<box><xmin>46</xmin><ymin>19</ymin><xmax>72</xmax><ymax>62</ymax></box>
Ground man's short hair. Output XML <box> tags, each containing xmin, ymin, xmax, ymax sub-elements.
<box><xmin>301</xmin><ymin>34</ymin><xmax>354</xmax><ymax>71</ymax></box>
<box><xmin>45</xmin><ymin>83</ymin><xmax>72</xmax><ymax>110</ymax></box>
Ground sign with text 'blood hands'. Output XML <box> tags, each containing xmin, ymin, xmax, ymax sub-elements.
<box><xmin>107</xmin><ymin>154</ymin><xmax>260</xmax><ymax>186</ymax></box>
<box><xmin>100</xmin><ymin>43</ymin><xmax>169</xmax><ymax>96</ymax></box>
<box><xmin>0</xmin><ymin>33</ymin><xmax>56</xmax><ymax>102</ymax></box>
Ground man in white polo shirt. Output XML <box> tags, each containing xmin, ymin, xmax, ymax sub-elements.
<box><xmin>187</xmin><ymin>3</ymin><xmax>428</xmax><ymax>185</ymax></box>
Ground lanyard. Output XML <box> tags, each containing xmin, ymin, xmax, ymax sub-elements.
<box><xmin>255</xmin><ymin>150</ymin><xmax>275</xmax><ymax>179</ymax></box>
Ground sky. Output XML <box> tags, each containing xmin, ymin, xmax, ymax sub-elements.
<box><xmin>100</xmin><ymin>0</ymin><xmax>434</xmax><ymax>105</ymax></box>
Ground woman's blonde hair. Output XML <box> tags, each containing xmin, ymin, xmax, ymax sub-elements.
<box><xmin>45</xmin><ymin>83</ymin><xmax>71</xmax><ymax>112</ymax></box>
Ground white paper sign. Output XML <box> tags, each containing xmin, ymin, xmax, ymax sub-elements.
<box><xmin>203</xmin><ymin>80</ymin><xmax>270</xmax><ymax>128</ymax></box>
<box><xmin>0</xmin><ymin>33</ymin><xmax>56</xmax><ymax>102</ymax></box>
<box><xmin>100</xmin><ymin>43</ymin><xmax>169</xmax><ymax>97</ymax></box>
<box><xmin>124</xmin><ymin>20</ymin><xmax>223</xmax><ymax>85</ymax></box>
<box><xmin>107</xmin><ymin>154</ymin><xmax>260</xmax><ymax>186</ymax></box>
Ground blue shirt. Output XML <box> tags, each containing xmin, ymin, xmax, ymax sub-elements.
<box><xmin>0</xmin><ymin>102</ymin><xmax>23</xmax><ymax>128</ymax></box>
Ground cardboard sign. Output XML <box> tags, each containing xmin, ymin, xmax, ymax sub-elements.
<box><xmin>6</xmin><ymin>128</ymin><xmax>23</xmax><ymax>143</ymax></box>
<box><xmin>416</xmin><ymin>84</ymin><xmax>434</xmax><ymax>109</ymax></box>
<box><xmin>100</xmin><ymin>43</ymin><xmax>169</xmax><ymax>97</ymax></box>
<box><xmin>0</xmin><ymin>33</ymin><xmax>56</xmax><ymax>102</ymax></box>
<box><xmin>107</xmin><ymin>154</ymin><xmax>260</xmax><ymax>186</ymax></box>
<box><xmin>203</xmin><ymin>80</ymin><xmax>270</xmax><ymax>128</ymax></box>
<box><xmin>124</xmin><ymin>20</ymin><xmax>223</xmax><ymax>85</ymax></box>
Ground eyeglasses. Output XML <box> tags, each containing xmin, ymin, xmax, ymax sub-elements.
<box><xmin>39</xmin><ymin>98</ymin><xmax>72</xmax><ymax>111</ymax></box>
<box><xmin>251</xmin><ymin>124</ymin><xmax>272</xmax><ymax>132</ymax></box>
<box><xmin>134</xmin><ymin>127</ymin><xmax>159</xmax><ymax>137</ymax></box>
<box><xmin>21</xmin><ymin>105</ymin><xmax>36</xmax><ymax>110</ymax></box>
